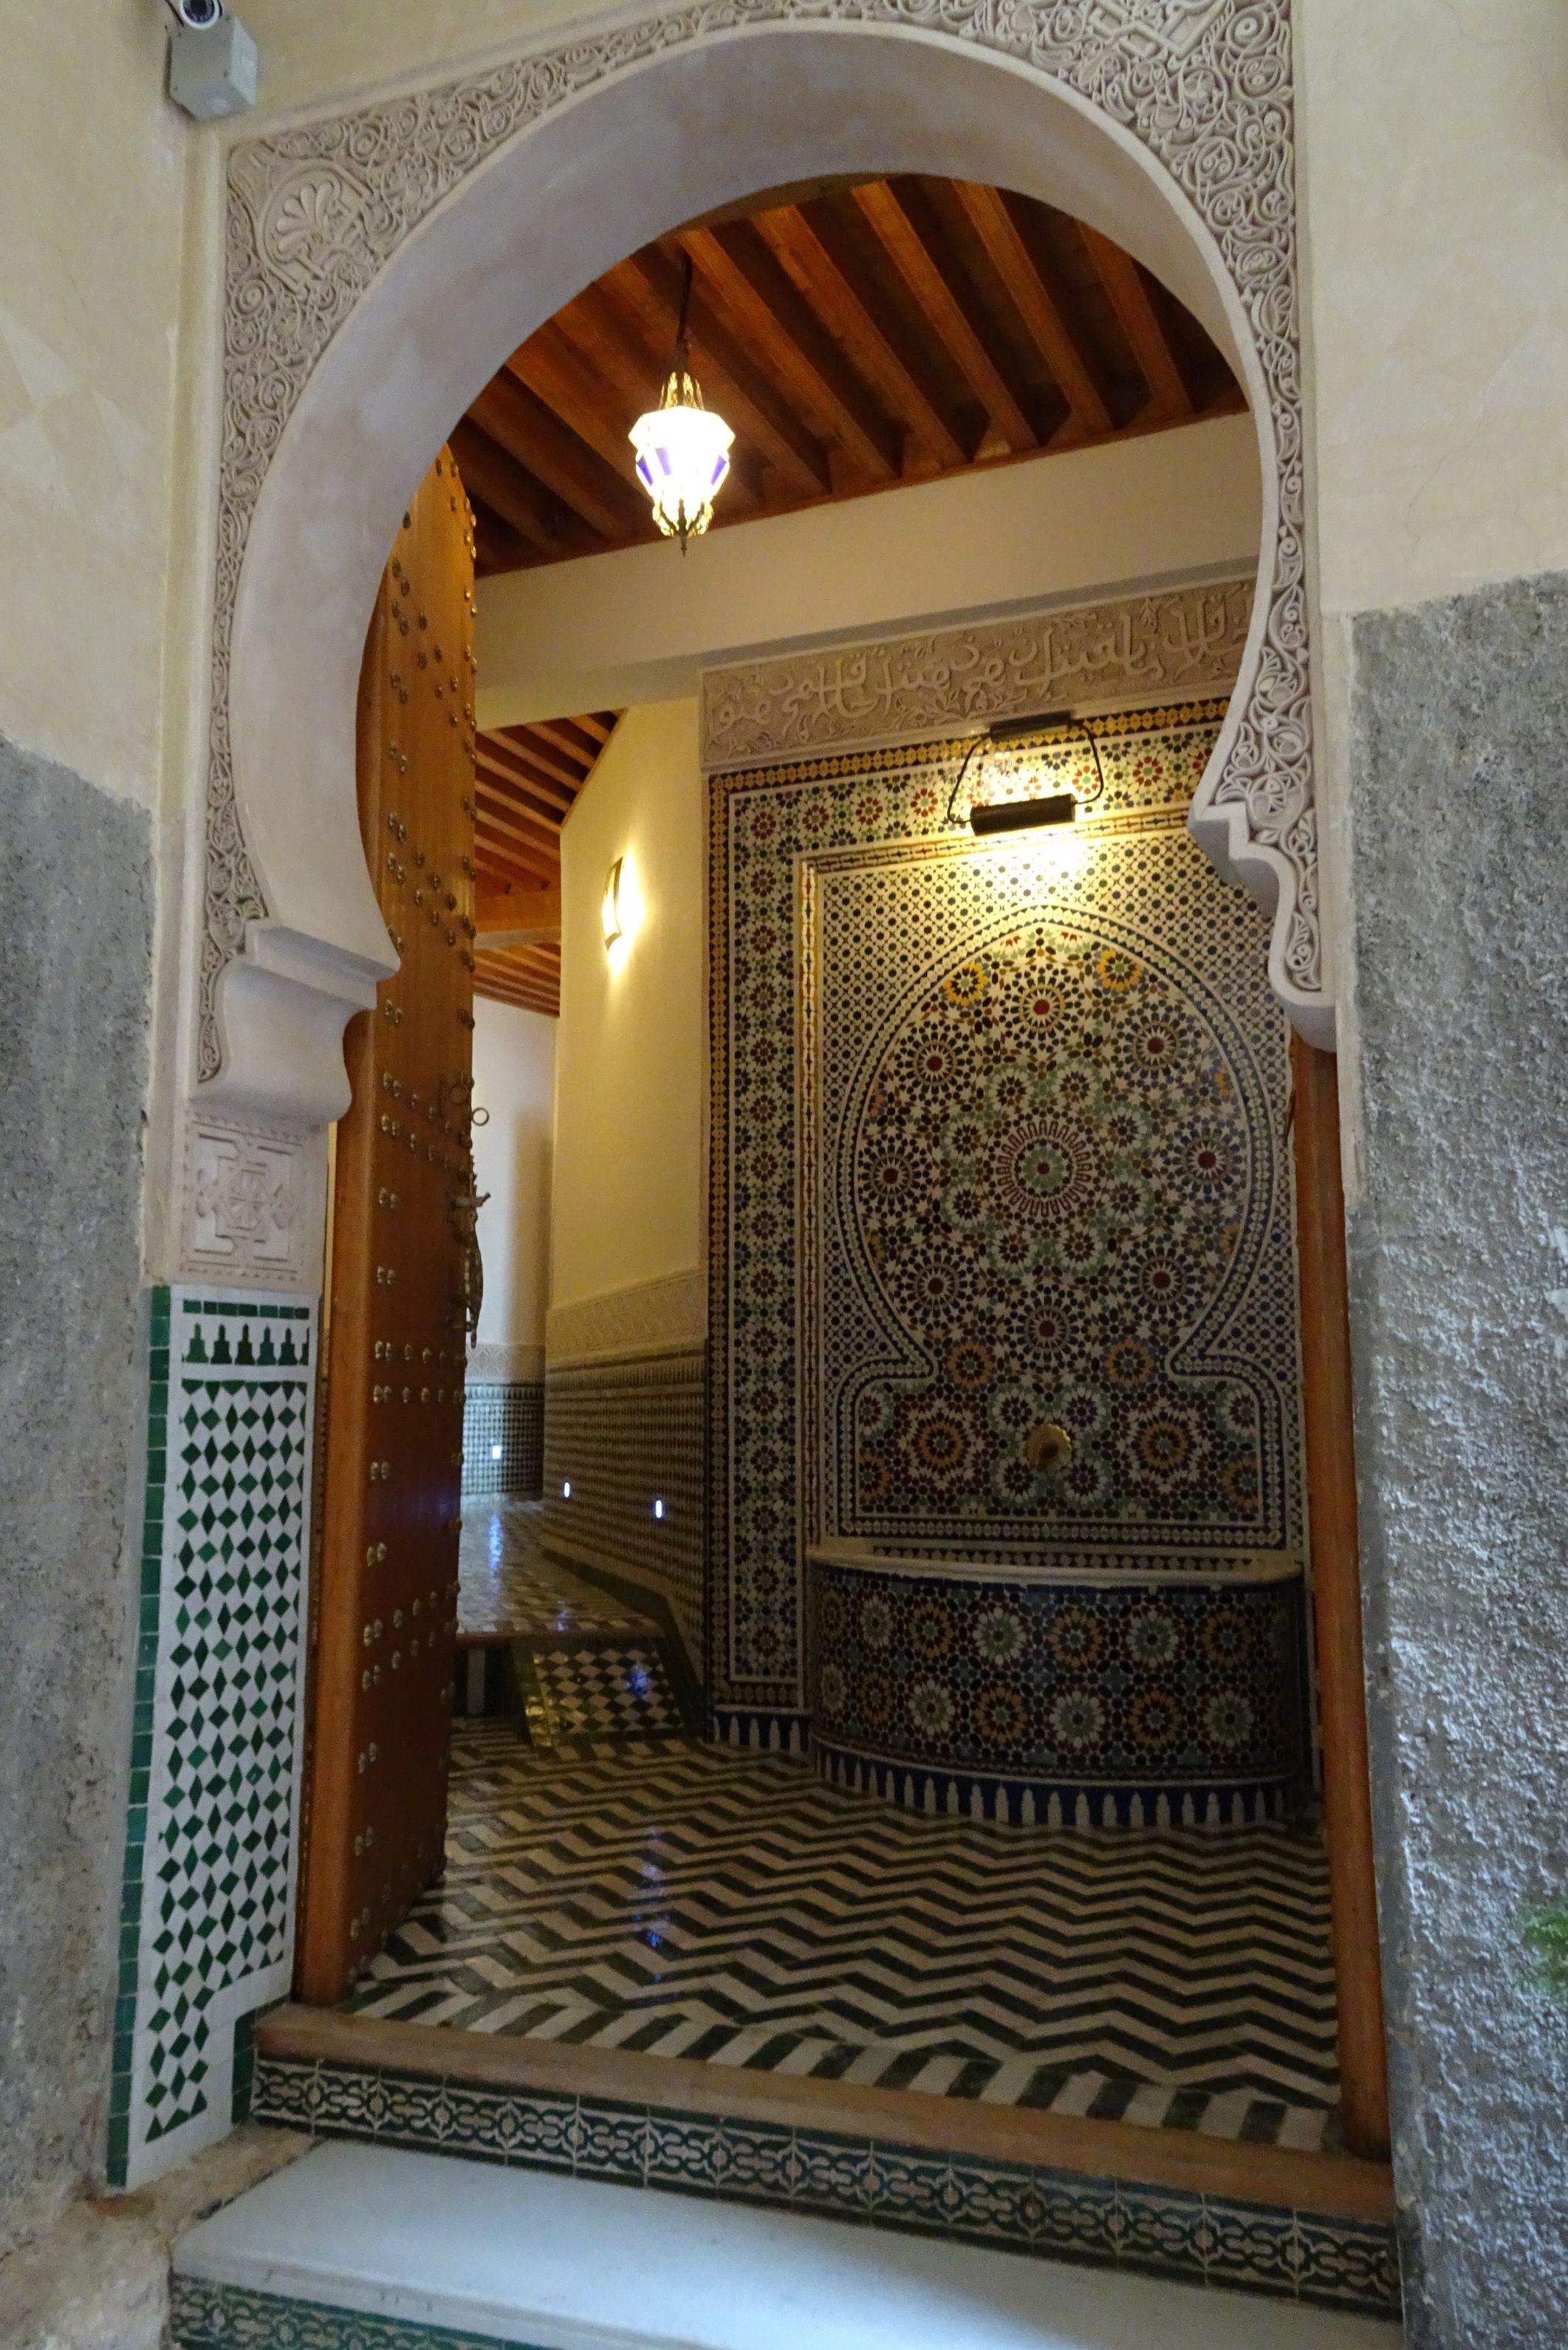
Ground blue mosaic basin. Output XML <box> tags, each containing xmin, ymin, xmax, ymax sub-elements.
<box><xmin>807</xmin><ymin>1548</ymin><xmax>1309</xmax><ymax>1829</ymax></box>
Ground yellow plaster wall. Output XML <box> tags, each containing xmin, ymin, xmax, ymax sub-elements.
<box><xmin>550</xmin><ymin>699</ymin><xmax>705</xmax><ymax>1312</ymax></box>
<box><xmin>472</xmin><ymin>996</ymin><xmax>556</xmax><ymax>1357</ymax></box>
<box><xmin>0</xmin><ymin>7</ymin><xmax>188</xmax><ymax>806</ymax></box>
<box><xmin>237</xmin><ymin>1</ymin><xmax>592</xmax><ymax>119</ymax></box>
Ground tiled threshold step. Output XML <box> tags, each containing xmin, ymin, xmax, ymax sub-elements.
<box><xmin>173</xmin><ymin>2141</ymin><xmax>1403</xmax><ymax>2350</ymax></box>
<box><xmin>253</xmin><ymin>2010</ymin><xmax>1400</xmax><ymax>2323</ymax></box>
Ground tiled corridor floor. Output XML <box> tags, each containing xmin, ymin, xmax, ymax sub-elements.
<box><xmin>342</xmin><ymin>1717</ymin><xmax>1341</xmax><ymax>2151</ymax></box>
<box><xmin>456</xmin><ymin>1499</ymin><xmax>657</xmax><ymax>1640</ymax></box>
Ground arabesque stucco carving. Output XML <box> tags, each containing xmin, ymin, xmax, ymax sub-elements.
<box><xmin>207</xmin><ymin>0</ymin><xmax>1311</xmax><ymax>1080</ymax></box>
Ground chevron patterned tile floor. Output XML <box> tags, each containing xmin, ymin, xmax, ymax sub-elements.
<box><xmin>340</xmin><ymin>1721</ymin><xmax>1341</xmax><ymax>2150</ymax></box>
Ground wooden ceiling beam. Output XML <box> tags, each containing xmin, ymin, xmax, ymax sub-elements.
<box><xmin>473</xmin><ymin>787</ymin><xmax>559</xmax><ymax>850</ymax></box>
<box><xmin>753</xmin><ymin>204</ymin><xmax>969</xmax><ymax>470</ymax></box>
<box><xmin>1078</xmin><ymin>224</ymin><xmax>1193</xmax><ymax>419</ymax></box>
<box><xmin>476</xmin><ymin>970</ymin><xmax>558</xmax><ymax>1013</ymax></box>
<box><xmin>448</xmin><ymin>421</ymin><xmax>591</xmax><ymax>561</ymax></box>
<box><xmin>491</xmin><ymin>727</ymin><xmax>587</xmax><ymax>797</ymax></box>
<box><xmin>473</xmin><ymin>782</ymin><xmax>563</xmax><ymax>852</ymax></box>
<box><xmin>473</xmin><ymin>837</ymin><xmax>558</xmax><ymax>896</ymax></box>
<box><xmin>611</xmin><ymin>250</ymin><xmax>832</xmax><ymax>499</ymax></box>
<box><xmin>476</xmin><ymin>879</ymin><xmax>561</xmax><ymax>934</ymax></box>
<box><xmin>475</xmin><ymin>740</ymin><xmax>576</xmax><ymax>816</ymax></box>
<box><xmin>952</xmin><ymin>185</ymin><xmax>1115</xmax><ymax>440</ymax></box>
<box><xmin>467</xmin><ymin>371</ymin><xmax>643</xmax><ymax>544</ymax></box>
<box><xmin>678</xmin><ymin>222</ymin><xmax>900</xmax><ymax>482</ymax></box>
<box><xmin>473</xmin><ymin>840</ymin><xmax>558</xmax><ymax>894</ymax></box>
<box><xmin>505</xmin><ymin>323</ymin><xmax>648</xmax><ymax>485</ymax></box>
<box><xmin>574</xmin><ymin>713</ymin><xmax>615</xmax><ymax>745</ymax></box>
<box><xmin>523</xmin><ymin>719</ymin><xmax>598</xmax><ymax>771</ymax></box>
<box><xmin>852</xmin><ymin>182</ymin><xmax>1037</xmax><ymax>456</ymax></box>
<box><xmin>468</xmin><ymin>496</ymin><xmax>542</xmax><ymax>575</ymax></box>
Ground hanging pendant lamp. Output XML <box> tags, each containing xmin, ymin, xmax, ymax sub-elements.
<box><xmin>629</xmin><ymin>254</ymin><xmax>734</xmax><ymax>552</ymax></box>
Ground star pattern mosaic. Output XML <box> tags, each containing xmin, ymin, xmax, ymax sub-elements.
<box><xmin>812</xmin><ymin>1559</ymin><xmax>1307</xmax><ymax>1818</ymax></box>
<box><xmin>709</xmin><ymin>702</ymin><xmax>1304</xmax><ymax>1730</ymax></box>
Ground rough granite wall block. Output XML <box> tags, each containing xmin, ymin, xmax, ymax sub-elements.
<box><xmin>0</xmin><ymin>733</ymin><xmax>152</xmax><ymax>2252</ymax></box>
<box><xmin>1346</xmin><ymin>574</ymin><xmax>1568</xmax><ymax>2349</ymax></box>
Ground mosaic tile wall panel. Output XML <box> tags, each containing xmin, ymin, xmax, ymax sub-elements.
<box><xmin>109</xmin><ymin>1284</ymin><xmax>318</xmax><ymax>2188</ymax></box>
<box><xmin>540</xmin><ymin>1349</ymin><xmax>705</xmax><ymax>1668</ymax></box>
<box><xmin>460</xmin><ymin>1380</ymin><xmax>544</xmax><ymax>1498</ymax></box>
<box><xmin>812</xmin><ymin>1561</ymin><xmax>1307</xmax><ymax>1823</ymax></box>
<box><xmin>808</xmin><ymin>828</ymin><xmax>1301</xmax><ymax>1560</ymax></box>
<box><xmin>709</xmin><ymin>705</ymin><xmax>1305</xmax><ymax>1717</ymax></box>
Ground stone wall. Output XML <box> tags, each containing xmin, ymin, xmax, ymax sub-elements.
<box><xmin>1345</xmin><ymin>573</ymin><xmax>1568</xmax><ymax>2346</ymax></box>
<box><xmin>0</xmin><ymin>735</ymin><xmax>152</xmax><ymax>2250</ymax></box>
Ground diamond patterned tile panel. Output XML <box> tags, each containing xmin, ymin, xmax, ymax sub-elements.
<box><xmin>112</xmin><ymin>1284</ymin><xmax>318</xmax><ymax>2187</ymax></box>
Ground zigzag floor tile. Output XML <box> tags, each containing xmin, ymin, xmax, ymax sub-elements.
<box><xmin>341</xmin><ymin>1722</ymin><xmax>1341</xmax><ymax>2150</ymax></box>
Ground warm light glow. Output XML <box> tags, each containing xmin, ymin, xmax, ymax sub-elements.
<box><xmin>630</xmin><ymin>367</ymin><xmax>733</xmax><ymax>549</ymax></box>
<box><xmin>603</xmin><ymin>853</ymin><xmax>645</xmax><ymax>970</ymax></box>
<box><xmin>602</xmin><ymin>856</ymin><xmax>625</xmax><ymax>948</ymax></box>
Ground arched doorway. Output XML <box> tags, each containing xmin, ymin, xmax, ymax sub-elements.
<box><xmin>125</xmin><ymin>11</ymin><xmax>1395</xmax><ymax>2315</ymax></box>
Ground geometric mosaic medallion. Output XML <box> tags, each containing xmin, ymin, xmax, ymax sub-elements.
<box><xmin>109</xmin><ymin>1284</ymin><xmax>318</xmax><ymax>2188</ymax></box>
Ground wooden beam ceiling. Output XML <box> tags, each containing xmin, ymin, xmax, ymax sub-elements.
<box><xmin>471</xmin><ymin>713</ymin><xmax>619</xmax><ymax>1017</ymax></box>
<box><xmin>453</xmin><ymin>174</ymin><xmax>1243</xmax><ymax>573</ymax></box>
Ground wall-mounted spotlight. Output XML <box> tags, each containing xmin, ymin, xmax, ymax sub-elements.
<box><xmin>602</xmin><ymin>857</ymin><xmax>625</xmax><ymax>950</ymax></box>
<box><xmin>948</xmin><ymin>707</ymin><xmax>1106</xmax><ymax>834</ymax></box>
<box><xmin>969</xmin><ymin>792</ymin><xmax>1077</xmax><ymax>836</ymax></box>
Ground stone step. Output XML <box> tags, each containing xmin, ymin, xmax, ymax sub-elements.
<box><xmin>172</xmin><ymin>2140</ymin><xmax>1400</xmax><ymax>2350</ymax></box>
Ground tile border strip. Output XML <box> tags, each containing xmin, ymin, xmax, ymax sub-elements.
<box><xmin>250</xmin><ymin>2053</ymin><xmax>1401</xmax><ymax>2320</ymax></box>
<box><xmin>172</xmin><ymin>2277</ymin><xmax>546</xmax><ymax>2350</ymax></box>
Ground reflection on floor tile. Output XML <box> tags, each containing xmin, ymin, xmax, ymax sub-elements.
<box><xmin>343</xmin><ymin>1721</ymin><xmax>1341</xmax><ymax>2150</ymax></box>
<box><xmin>456</xmin><ymin>1499</ymin><xmax>656</xmax><ymax>1641</ymax></box>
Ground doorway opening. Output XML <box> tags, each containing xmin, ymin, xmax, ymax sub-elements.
<box><xmin>278</xmin><ymin>161</ymin><xmax>1387</xmax><ymax>2255</ymax></box>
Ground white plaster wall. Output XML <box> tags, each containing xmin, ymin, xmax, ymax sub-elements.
<box><xmin>0</xmin><ymin>7</ymin><xmax>188</xmax><ymax>807</ymax></box>
<box><xmin>471</xmin><ymin>997</ymin><xmax>555</xmax><ymax>1368</ymax></box>
<box><xmin>476</xmin><ymin>417</ymin><xmax>1260</xmax><ymax>725</ymax></box>
<box><xmin>1298</xmin><ymin>0</ymin><xmax>1568</xmax><ymax>618</ymax></box>
<box><xmin>552</xmin><ymin>700</ymin><xmax>706</xmax><ymax>1312</ymax></box>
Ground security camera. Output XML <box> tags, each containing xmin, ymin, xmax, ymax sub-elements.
<box><xmin>163</xmin><ymin>0</ymin><xmax>258</xmax><ymax>120</ymax></box>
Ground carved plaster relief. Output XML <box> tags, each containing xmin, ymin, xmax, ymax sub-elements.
<box><xmin>204</xmin><ymin>0</ymin><xmax>1315</xmax><ymax>1100</ymax></box>
<box><xmin>546</xmin><ymin>1270</ymin><xmax>709</xmax><ymax>1367</ymax></box>
<box><xmin>179</xmin><ymin>1113</ymin><xmax>326</xmax><ymax>1295</ymax></box>
<box><xmin>702</xmin><ymin>578</ymin><xmax>1254</xmax><ymax>769</ymax></box>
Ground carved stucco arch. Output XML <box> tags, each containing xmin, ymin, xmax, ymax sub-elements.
<box><xmin>203</xmin><ymin>0</ymin><xmax>1318</xmax><ymax>1146</ymax></box>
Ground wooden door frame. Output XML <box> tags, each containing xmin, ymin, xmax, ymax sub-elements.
<box><xmin>1292</xmin><ymin>1035</ymin><xmax>1390</xmax><ymax>2160</ymax></box>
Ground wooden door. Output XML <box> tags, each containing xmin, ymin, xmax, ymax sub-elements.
<box><xmin>298</xmin><ymin>451</ymin><xmax>479</xmax><ymax>2004</ymax></box>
